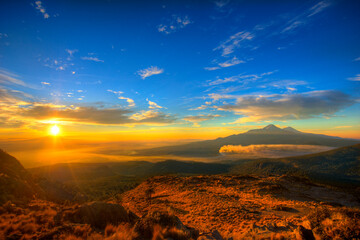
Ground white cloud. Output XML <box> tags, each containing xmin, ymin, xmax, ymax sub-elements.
<box><xmin>207</xmin><ymin>71</ymin><xmax>274</xmax><ymax>86</ymax></box>
<box><xmin>219</xmin><ymin>144</ymin><xmax>333</xmax><ymax>158</ymax></box>
<box><xmin>34</xmin><ymin>1</ymin><xmax>50</xmax><ymax>19</ymax></box>
<box><xmin>204</xmin><ymin>66</ymin><xmax>220</xmax><ymax>71</ymax></box>
<box><xmin>214</xmin><ymin>31</ymin><xmax>254</xmax><ymax>56</ymax></box>
<box><xmin>282</xmin><ymin>1</ymin><xmax>332</xmax><ymax>33</ymax></box>
<box><xmin>41</xmin><ymin>82</ymin><xmax>50</xmax><ymax>85</ymax></box>
<box><xmin>158</xmin><ymin>15</ymin><xmax>192</xmax><ymax>34</ymax></box>
<box><xmin>219</xmin><ymin>57</ymin><xmax>245</xmax><ymax>67</ymax></box>
<box><xmin>307</xmin><ymin>1</ymin><xmax>332</xmax><ymax>17</ymax></box>
<box><xmin>348</xmin><ymin>74</ymin><xmax>360</xmax><ymax>81</ymax></box>
<box><xmin>137</xmin><ymin>66</ymin><xmax>164</xmax><ymax>79</ymax></box>
<box><xmin>205</xmin><ymin>57</ymin><xmax>245</xmax><ymax>71</ymax></box>
<box><xmin>147</xmin><ymin>99</ymin><xmax>163</xmax><ymax>109</ymax></box>
<box><xmin>81</xmin><ymin>56</ymin><xmax>104</xmax><ymax>63</ymax></box>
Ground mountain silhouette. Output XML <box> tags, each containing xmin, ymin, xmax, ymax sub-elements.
<box><xmin>137</xmin><ymin>124</ymin><xmax>359</xmax><ymax>157</ymax></box>
<box><xmin>0</xmin><ymin>149</ymin><xmax>43</xmax><ymax>203</ymax></box>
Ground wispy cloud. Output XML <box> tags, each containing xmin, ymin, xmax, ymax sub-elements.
<box><xmin>34</xmin><ymin>1</ymin><xmax>50</xmax><ymax>19</ymax></box>
<box><xmin>348</xmin><ymin>74</ymin><xmax>360</xmax><ymax>81</ymax></box>
<box><xmin>216</xmin><ymin>90</ymin><xmax>355</xmax><ymax>123</ymax></box>
<box><xmin>158</xmin><ymin>15</ymin><xmax>192</xmax><ymax>34</ymax></box>
<box><xmin>0</xmin><ymin>69</ymin><xmax>28</xmax><ymax>87</ymax></box>
<box><xmin>205</xmin><ymin>57</ymin><xmax>245</xmax><ymax>71</ymax></box>
<box><xmin>41</xmin><ymin>82</ymin><xmax>50</xmax><ymax>85</ymax></box>
<box><xmin>207</xmin><ymin>71</ymin><xmax>274</xmax><ymax>86</ymax></box>
<box><xmin>137</xmin><ymin>66</ymin><xmax>164</xmax><ymax>79</ymax></box>
<box><xmin>354</xmin><ymin>57</ymin><xmax>360</xmax><ymax>61</ymax></box>
<box><xmin>81</xmin><ymin>56</ymin><xmax>104</xmax><ymax>63</ymax></box>
<box><xmin>307</xmin><ymin>1</ymin><xmax>332</xmax><ymax>17</ymax></box>
<box><xmin>282</xmin><ymin>1</ymin><xmax>332</xmax><ymax>33</ymax></box>
<box><xmin>214</xmin><ymin>0</ymin><xmax>230</xmax><ymax>8</ymax></box>
<box><xmin>214</xmin><ymin>31</ymin><xmax>254</xmax><ymax>56</ymax></box>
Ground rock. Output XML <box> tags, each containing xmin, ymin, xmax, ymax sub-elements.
<box><xmin>296</xmin><ymin>225</ymin><xmax>315</xmax><ymax>240</ymax></box>
<box><xmin>134</xmin><ymin>211</ymin><xmax>198</xmax><ymax>239</ymax></box>
<box><xmin>198</xmin><ymin>230</ymin><xmax>224</xmax><ymax>240</ymax></box>
<box><xmin>56</xmin><ymin>201</ymin><xmax>138</xmax><ymax>229</ymax></box>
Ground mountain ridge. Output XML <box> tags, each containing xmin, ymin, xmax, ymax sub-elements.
<box><xmin>136</xmin><ymin>124</ymin><xmax>359</xmax><ymax>157</ymax></box>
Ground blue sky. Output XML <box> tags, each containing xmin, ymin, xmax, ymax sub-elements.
<box><xmin>0</xmin><ymin>0</ymin><xmax>359</xmax><ymax>139</ymax></box>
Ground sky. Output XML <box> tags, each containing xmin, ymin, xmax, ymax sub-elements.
<box><xmin>0</xmin><ymin>0</ymin><xmax>360</xmax><ymax>142</ymax></box>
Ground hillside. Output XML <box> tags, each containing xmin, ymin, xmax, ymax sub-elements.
<box><xmin>122</xmin><ymin>175</ymin><xmax>360</xmax><ymax>239</ymax></box>
<box><xmin>28</xmin><ymin>144</ymin><xmax>360</xmax><ymax>199</ymax></box>
<box><xmin>230</xmin><ymin>143</ymin><xmax>360</xmax><ymax>186</ymax></box>
<box><xmin>0</xmin><ymin>149</ymin><xmax>43</xmax><ymax>203</ymax></box>
<box><xmin>137</xmin><ymin>125</ymin><xmax>359</xmax><ymax>157</ymax></box>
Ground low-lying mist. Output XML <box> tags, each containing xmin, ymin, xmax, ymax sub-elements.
<box><xmin>219</xmin><ymin>144</ymin><xmax>334</xmax><ymax>158</ymax></box>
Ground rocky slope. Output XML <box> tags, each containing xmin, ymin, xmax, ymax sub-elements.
<box><xmin>122</xmin><ymin>175</ymin><xmax>360</xmax><ymax>239</ymax></box>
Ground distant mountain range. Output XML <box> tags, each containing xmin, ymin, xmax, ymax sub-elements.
<box><xmin>136</xmin><ymin>124</ymin><xmax>359</xmax><ymax>157</ymax></box>
<box><xmin>29</xmin><ymin>143</ymin><xmax>360</xmax><ymax>188</ymax></box>
<box><xmin>1</xmin><ymin>143</ymin><xmax>359</xmax><ymax>203</ymax></box>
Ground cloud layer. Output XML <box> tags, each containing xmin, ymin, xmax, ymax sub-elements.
<box><xmin>216</xmin><ymin>90</ymin><xmax>355</xmax><ymax>123</ymax></box>
<box><xmin>219</xmin><ymin>144</ymin><xmax>334</xmax><ymax>158</ymax></box>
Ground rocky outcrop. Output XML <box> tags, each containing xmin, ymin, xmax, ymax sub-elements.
<box><xmin>56</xmin><ymin>201</ymin><xmax>138</xmax><ymax>229</ymax></box>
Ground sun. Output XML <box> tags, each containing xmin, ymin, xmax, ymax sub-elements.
<box><xmin>50</xmin><ymin>125</ymin><xmax>60</xmax><ymax>136</ymax></box>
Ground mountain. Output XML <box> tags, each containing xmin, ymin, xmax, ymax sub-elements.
<box><xmin>29</xmin><ymin>160</ymin><xmax>231</xmax><ymax>183</ymax></box>
<box><xmin>136</xmin><ymin>124</ymin><xmax>359</xmax><ymax>157</ymax></box>
<box><xmin>0</xmin><ymin>149</ymin><xmax>43</xmax><ymax>203</ymax></box>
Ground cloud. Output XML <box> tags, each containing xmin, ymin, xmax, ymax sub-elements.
<box><xmin>137</xmin><ymin>66</ymin><xmax>164</xmax><ymax>79</ymax></box>
<box><xmin>348</xmin><ymin>74</ymin><xmax>360</xmax><ymax>81</ymax></box>
<box><xmin>219</xmin><ymin>144</ymin><xmax>333</xmax><ymax>158</ymax></box>
<box><xmin>207</xmin><ymin>71</ymin><xmax>274</xmax><ymax>86</ymax></box>
<box><xmin>157</xmin><ymin>15</ymin><xmax>192</xmax><ymax>34</ymax></box>
<box><xmin>282</xmin><ymin>1</ymin><xmax>332</xmax><ymax>33</ymax></box>
<box><xmin>118</xmin><ymin>96</ymin><xmax>135</xmax><ymax>107</ymax></box>
<box><xmin>147</xmin><ymin>99</ymin><xmax>163</xmax><ymax>109</ymax></box>
<box><xmin>41</xmin><ymin>82</ymin><xmax>50</xmax><ymax>85</ymax></box>
<box><xmin>0</xmin><ymin>69</ymin><xmax>28</xmax><ymax>87</ymax></box>
<box><xmin>183</xmin><ymin>114</ymin><xmax>221</xmax><ymax>127</ymax></box>
<box><xmin>204</xmin><ymin>67</ymin><xmax>221</xmax><ymax>71</ymax></box>
<box><xmin>354</xmin><ymin>57</ymin><xmax>360</xmax><ymax>61</ymax></box>
<box><xmin>205</xmin><ymin>57</ymin><xmax>245</xmax><ymax>70</ymax></box>
<box><xmin>0</xmin><ymin>89</ymin><xmax>176</xmax><ymax>128</ymax></box>
<box><xmin>129</xmin><ymin>110</ymin><xmax>175</xmax><ymax>125</ymax></box>
<box><xmin>216</xmin><ymin>90</ymin><xmax>355</xmax><ymax>123</ymax></box>
<box><xmin>307</xmin><ymin>1</ymin><xmax>332</xmax><ymax>17</ymax></box>
<box><xmin>34</xmin><ymin>1</ymin><xmax>49</xmax><ymax>19</ymax></box>
<box><xmin>214</xmin><ymin>31</ymin><xmax>254</xmax><ymax>56</ymax></box>
<box><xmin>107</xmin><ymin>89</ymin><xmax>135</xmax><ymax>107</ymax></box>
<box><xmin>263</xmin><ymin>80</ymin><xmax>307</xmax><ymax>91</ymax></box>
<box><xmin>214</xmin><ymin>0</ymin><xmax>230</xmax><ymax>8</ymax></box>
<box><xmin>81</xmin><ymin>56</ymin><xmax>104</xmax><ymax>63</ymax></box>
<box><xmin>66</xmin><ymin>49</ymin><xmax>77</xmax><ymax>57</ymax></box>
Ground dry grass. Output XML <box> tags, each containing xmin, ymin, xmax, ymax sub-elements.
<box><xmin>122</xmin><ymin>175</ymin><xmax>360</xmax><ymax>239</ymax></box>
<box><xmin>0</xmin><ymin>175</ymin><xmax>359</xmax><ymax>240</ymax></box>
